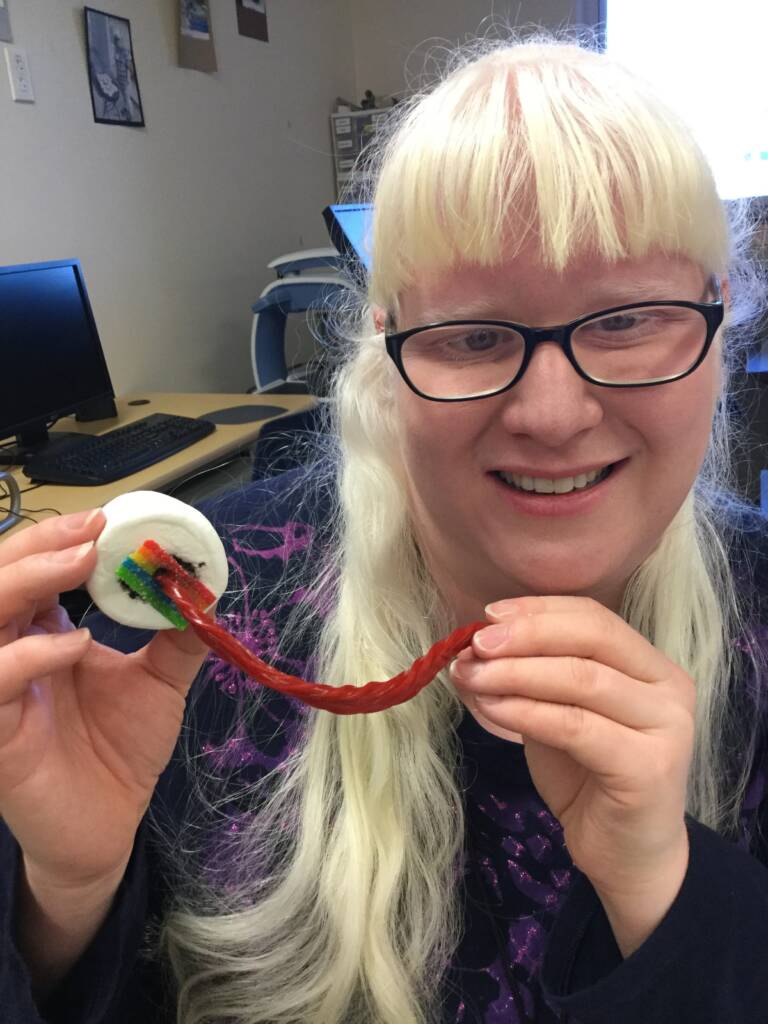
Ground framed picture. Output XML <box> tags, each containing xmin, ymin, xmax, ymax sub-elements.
<box><xmin>178</xmin><ymin>0</ymin><xmax>217</xmax><ymax>71</ymax></box>
<box><xmin>84</xmin><ymin>7</ymin><xmax>145</xmax><ymax>126</ymax></box>
<box><xmin>236</xmin><ymin>0</ymin><xmax>268</xmax><ymax>41</ymax></box>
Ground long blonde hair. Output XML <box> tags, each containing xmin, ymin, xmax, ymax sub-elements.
<box><xmin>160</xmin><ymin>34</ymin><xmax>767</xmax><ymax>1024</ymax></box>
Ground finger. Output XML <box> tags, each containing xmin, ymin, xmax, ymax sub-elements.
<box><xmin>486</xmin><ymin>595</ymin><xmax>597</xmax><ymax>620</ymax></box>
<box><xmin>451</xmin><ymin>655</ymin><xmax>684</xmax><ymax>732</ymax></box>
<box><xmin>31</xmin><ymin>604</ymin><xmax>77</xmax><ymax>636</ymax></box>
<box><xmin>0</xmin><ymin>543</ymin><xmax>99</xmax><ymax>630</ymax></box>
<box><xmin>0</xmin><ymin>508</ymin><xmax>105</xmax><ymax>569</ymax></box>
<box><xmin>0</xmin><ymin>598</ymin><xmax>67</xmax><ymax>649</ymax></box>
<box><xmin>474</xmin><ymin>599</ymin><xmax>670</xmax><ymax>682</ymax></box>
<box><xmin>7</xmin><ymin>600</ymin><xmax>76</xmax><ymax>646</ymax></box>
<box><xmin>469</xmin><ymin>692</ymin><xmax>662</xmax><ymax>782</ymax></box>
<box><xmin>131</xmin><ymin>626</ymin><xmax>210</xmax><ymax>699</ymax></box>
<box><xmin>0</xmin><ymin>629</ymin><xmax>92</xmax><ymax>707</ymax></box>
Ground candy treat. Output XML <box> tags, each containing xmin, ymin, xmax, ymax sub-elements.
<box><xmin>159</xmin><ymin>565</ymin><xmax>482</xmax><ymax>715</ymax></box>
<box><xmin>115</xmin><ymin>539</ymin><xmax>216</xmax><ymax>630</ymax></box>
<box><xmin>85</xmin><ymin>491</ymin><xmax>228</xmax><ymax>630</ymax></box>
<box><xmin>89</xmin><ymin>496</ymin><xmax>481</xmax><ymax>714</ymax></box>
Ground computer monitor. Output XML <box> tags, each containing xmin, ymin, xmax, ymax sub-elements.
<box><xmin>0</xmin><ymin>259</ymin><xmax>117</xmax><ymax>465</ymax></box>
<box><xmin>322</xmin><ymin>203</ymin><xmax>373</xmax><ymax>279</ymax></box>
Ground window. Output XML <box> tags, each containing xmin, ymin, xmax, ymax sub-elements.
<box><xmin>600</xmin><ymin>0</ymin><xmax>768</xmax><ymax>201</ymax></box>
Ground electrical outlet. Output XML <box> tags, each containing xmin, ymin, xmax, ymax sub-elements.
<box><xmin>5</xmin><ymin>46</ymin><xmax>34</xmax><ymax>102</ymax></box>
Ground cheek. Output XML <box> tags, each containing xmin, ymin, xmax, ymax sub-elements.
<box><xmin>396</xmin><ymin>388</ymin><xmax>481</xmax><ymax>476</ymax></box>
<box><xmin>394</xmin><ymin>391</ymin><xmax>489</xmax><ymax>527</ymax></box>
<box><xmin>621</xmin><ymin>367</ymin><xmax>718</xmax><ymax>467</ymax></box>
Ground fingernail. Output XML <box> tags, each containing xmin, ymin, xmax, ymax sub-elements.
<box><xmin>485</xmin><ymin>601</ymin><xmax>514</xmax><ymax>619</ymax></box>
<box><xmin>49</xmin><ymin>541</ymin><xmax>95</xmax><ymax>563</ymax></box>
<box><xmin>449</xmin><ymin>658</ymin><xmax>466</xmax><ymax>681</ymax></box>
<box><xmin>65</xmin><ymin>627</ymin><xmax>91</xmax><ymax>643</ymax></box>
<box><xmin>474</xmin><ymin>625</ymin><xmax>509</xmax><ymax>651</ymax></box>
<box><xmin>64</xmin><ymin>508</ymin><xmax>102</xmax><ymax>531</ymax></box>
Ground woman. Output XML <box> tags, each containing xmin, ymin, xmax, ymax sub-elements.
<box><xmin>2</xmin><ymin>34</ymin><xmax>768</xmax><ymax>1024</ymax></box>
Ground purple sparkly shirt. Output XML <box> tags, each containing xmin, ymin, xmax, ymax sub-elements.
<box><xmin>182</xmin><ymin>472</ymin><xmax>768</xmax><ymax>1023</ymax></box>
<box><xmin>2</xmin><ymin>468</ymin><xmax>768</xmax><ymax>1024</ymax></box>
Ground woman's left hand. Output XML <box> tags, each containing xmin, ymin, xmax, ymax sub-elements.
<box><xmin>450</xmin><ymin>595</ymin><xmax>696</xmax><ymax>954</ymax></box>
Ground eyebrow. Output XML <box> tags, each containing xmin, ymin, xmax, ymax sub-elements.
<box><xmin>420</xmin><ymin>278</ymin><xmax>703</xmax><ymax>323</ymax></box>
<box><xmin>582</xmin><ymin>278</ymin><xmax>700</xmax><ymax>307</ymax></box>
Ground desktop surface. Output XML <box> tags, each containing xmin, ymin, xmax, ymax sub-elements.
<box><xmin>0</xmin><ymin>391</ymin><xmax>315</xmax><ymax>539</ymax></box>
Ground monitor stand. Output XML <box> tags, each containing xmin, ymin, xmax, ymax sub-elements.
<box><xmin>0</xmin><ymin>428</ymin><xmax>86</xmax><ymax>467</ymax></box>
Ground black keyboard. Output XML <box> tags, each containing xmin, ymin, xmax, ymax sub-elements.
<box><xmin>23</xmin><ymin>413</ymin><xmax>216</xmax><ymax>486</ymax></box>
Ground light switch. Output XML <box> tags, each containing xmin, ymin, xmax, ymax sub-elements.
<box><xmin>5</xmin><ymin>46</ymin><xmax>34</xmax><ymax>102</ymax></box>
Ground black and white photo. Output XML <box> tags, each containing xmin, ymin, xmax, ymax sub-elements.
<box><xmin>85</xmin><ymin>7</ymin><xmax>144</xmax><ymax>126</ymax></box>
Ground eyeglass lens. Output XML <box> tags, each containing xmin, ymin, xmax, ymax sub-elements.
<box><xmin>400</xmin><ymin>306</ymin><xmax>710</xmax><ymax>398</ymax></box>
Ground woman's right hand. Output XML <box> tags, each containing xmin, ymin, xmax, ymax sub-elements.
<box><xmin>0</xmin><ymin>508</ymin><xmax>211</xmax><ymax>890</ymax></box>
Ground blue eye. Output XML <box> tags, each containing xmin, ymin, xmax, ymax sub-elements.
<box><xmin>459</xmin><ymin>328</ymin><xmax>502</xmax><ymax>351</ymax></box>
<box><xmin>594</xmin><ymin>314</ymin><xmax>642</xmax><ymax>332</ymax></box>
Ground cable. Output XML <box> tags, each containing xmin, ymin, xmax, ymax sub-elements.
<box><xmin>0</xmin><ymin>508</ymin><xmax>49</xmax><ymax>527</ymax></box>
<box><xmin>0</xmin><ymin>479</ymin><xmax>62</xmax><ymax>526</ymax></box>
<box><xmin>20</xmin><ymin>505</ymin><xmax>62</xmax><ymax>516</ymax></box>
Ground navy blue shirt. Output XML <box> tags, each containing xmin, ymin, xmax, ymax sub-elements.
<box><xmin>2</xmin><ymin>469</ymin><xmax>768</xmax><ymax>1022</ymax></box>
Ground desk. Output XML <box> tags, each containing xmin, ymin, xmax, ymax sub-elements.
<box><xmin>0</xmin><ymin>391</ymin><xmax>314</xmax><ymax>540</ymax></box>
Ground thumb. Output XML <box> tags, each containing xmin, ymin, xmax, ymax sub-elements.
<box><xmin>136</xmin><ymin>623</ymin><xmax>211</xmax><ymax>697</ymax></box>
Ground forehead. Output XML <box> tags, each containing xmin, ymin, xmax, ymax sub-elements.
<box><xmin>396</xmin><ymin>248</ymin><xmax>707</xmax><ymax>324</ymax></box>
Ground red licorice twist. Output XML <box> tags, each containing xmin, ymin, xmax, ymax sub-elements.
<box><xmin>159</xmin><ymin>575</ymin><xmax>484</xmax><ymax>715</ymax></box>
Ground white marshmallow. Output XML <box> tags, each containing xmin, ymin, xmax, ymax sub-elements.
<box><xmin>86</xmin><ymin>491</ymin><xmax>228</xmax><ymax>629</ymax></box>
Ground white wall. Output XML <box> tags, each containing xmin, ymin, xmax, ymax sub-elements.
<box><xmin>0</xmin><ymin>0</ymin><xmax>589</xmax><ymax>398</ymax></box>
<box><xmin>349</xmin><ymin>0</ymin><xmax>583</xmax><ymax>100</ymax></box>
<box><xmin>0</xmin><ymin>0</ymin><xmax>355</xmax><ymax>395</ymax></box>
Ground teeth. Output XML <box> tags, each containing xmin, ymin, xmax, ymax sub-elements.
<box><xmin>499</xmin><ymin>466</ymin><xmax>610</xmax><ymax>494</ymax></box>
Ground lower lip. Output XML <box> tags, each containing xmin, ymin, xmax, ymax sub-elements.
<box><xmin>489</xmin><ymin>459</ymin><xmax>628</xmax><ymax>517</ymax></box>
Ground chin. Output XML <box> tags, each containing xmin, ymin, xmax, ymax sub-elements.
<box><xmin>490</xmin><ymin>555</ymin><xmax>623</xmax><ymax>604</ymax></box>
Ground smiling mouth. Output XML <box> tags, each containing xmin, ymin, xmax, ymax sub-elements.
<box><xmin>492</xmin><ymin>462</ymin><xmax>618</xmax><ymax>495</ymax></box>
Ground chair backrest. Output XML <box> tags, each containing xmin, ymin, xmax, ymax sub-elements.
<box><xmin>251</xmin><ymin>240</ymin><xmax>355</xmax><ymax>395</ymax></box>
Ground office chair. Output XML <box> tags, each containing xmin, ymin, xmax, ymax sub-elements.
<box><xmin>0</xmin><ymin>471</ymin><xmax>21</xmax><ymax>536</ymax></box>
<box><xmin>250</xmin><ymin>248</ymin><xmax>350</xmax><ymax>394</ymax></box>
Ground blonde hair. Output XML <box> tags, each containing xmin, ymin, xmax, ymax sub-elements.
<box><xmin>160</xmin><ymin>33</ymin><xmax>767</xmax><ymax>1024</ymax></box>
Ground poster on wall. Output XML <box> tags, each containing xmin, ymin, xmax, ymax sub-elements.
<box><xmin>84</xmin><ymin>8</ymin><xmax>145</xmax><ymax>126</ymax></box>
<box><xmin>178</xmin><ymin>0</ymin><xmax>217</xmax><ymax>72</ymax></box>
<box><xmin>236</xmin><ymin>0</ymin><xmax>268</xmax><ymax>42</ymax></box>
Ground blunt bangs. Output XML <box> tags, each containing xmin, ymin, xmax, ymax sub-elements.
<box><xmin>368</xmin><ymin>41</ymin><xmax>730</xmax><ymax>311</ymax></box>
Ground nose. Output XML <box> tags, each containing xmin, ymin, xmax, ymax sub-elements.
<box><xmin>496</xmin><ymin>341</ymin><xmax>604</xmax><ymax>445</ymax></box>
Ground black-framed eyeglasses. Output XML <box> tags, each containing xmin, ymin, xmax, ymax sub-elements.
<box><xmin>384</xmin><ymin>279</ymin><xmax>724</xmax><ymax>401</ymax></box>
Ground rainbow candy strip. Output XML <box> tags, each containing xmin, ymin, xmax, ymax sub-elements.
<box><xmin>115</xmin><ymin>539</ymin><xmax>216</xmax><ymax>630</ymax></box>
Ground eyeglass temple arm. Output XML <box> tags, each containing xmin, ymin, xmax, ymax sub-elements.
<box><xmin>707</xmin><ymin>275</ymin><xmax>723</xmax><ymax>302</ymax></box>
